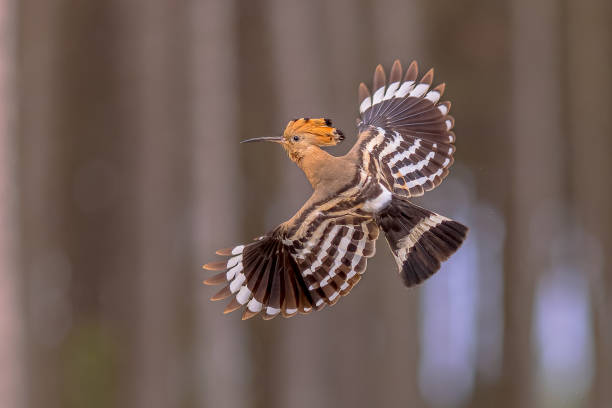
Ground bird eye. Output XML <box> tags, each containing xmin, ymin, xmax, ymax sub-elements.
<box><xmin>293</xmin><ymin>135</ymin><xmax>299</xmax><ymax>141</ymax></box>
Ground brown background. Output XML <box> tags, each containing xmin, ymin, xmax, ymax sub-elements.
<box><xmin>1</xmin><ymin>0</ymin><xmax>611</xmax><ymax>407</ymax></box>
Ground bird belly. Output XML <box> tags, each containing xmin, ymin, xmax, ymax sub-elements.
<box><xmin>361</xmin><ymin>183</ymin><xmax>392</xmax><ymax>213</ymax></box>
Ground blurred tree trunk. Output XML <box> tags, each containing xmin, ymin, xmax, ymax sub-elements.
<box><xmin>19</xmin><ymin>2</ymin><xmax>72</xmax><ymax>407</ymax></box>
<box><xmin>116</xmin><ymin>1</ymin><xmax>192</xmax><ymax>407</ymax></box>
<box><xmin>503</xmin><ymin>0</ymin><xmax>564</xmax><ymax>407</ymax></box>
<box><xmin>425</xmin><ymin>1</ymin><xmax>513</xmax><ymax>406</ymax></box>
<box><xmin>566</xmin><ymin>1</ymin><xmax>612</xmax><ymax>407</ymax></box>
<box><xmin>190</xmin><ymin>1</ymin><xmax>250</xmax><ymax>407</ymax></box>
<box><xmin>235</xmin><ymin>3</ymin><xmax>283</xmax><ymax>408</ymax></box>
<box><xmin>19</xmin><ymin>1</ymin><xmax>193</xmax><ymax>407</ymax></box>
<box><xmin>0</xmin><ymin>0</ymin><xmax>23</xmax><ymax>407</ymax></box>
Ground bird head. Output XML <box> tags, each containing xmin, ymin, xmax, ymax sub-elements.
<box><xmin>241</xmin><ymin>118</ymin><xmax>344</xmax><ymax>162</ymax></box>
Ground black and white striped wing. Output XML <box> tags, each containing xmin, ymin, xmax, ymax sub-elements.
<box><xmin>353</xmin><ymin>60</ymin><xmax>456</xmax><ymax>197</ymax></box>
<box><xmin>203</xmin><ymin>215</ymin><xmax>379</xmax><ymax>320</ymax></box>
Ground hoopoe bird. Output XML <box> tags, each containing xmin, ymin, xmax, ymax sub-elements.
<box><xmin>203</xmin><ymin>60</ymin><xmax>468</xmax><ymax>320</ymax></box>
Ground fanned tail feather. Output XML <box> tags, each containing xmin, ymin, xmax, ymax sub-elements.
<box><xmin>375</xmin><ymin>195</ymin><xmax>467</xmax><ymax>286</ymax></box>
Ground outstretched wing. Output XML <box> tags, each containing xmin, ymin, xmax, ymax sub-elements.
<box><xmin>351</xmin><ymin>60</ymin><xmax>456</xmax><ymax>197</ymax></box>
<box><xmin>203</xmin><ymin>213</ymin><xmax>379</xmax><ymax>320</ymax></box>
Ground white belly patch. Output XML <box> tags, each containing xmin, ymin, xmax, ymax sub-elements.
<box><xmin>362</xmin><ymin>185</ymin><xmax>392</xmax><ymax>213</ymax></box>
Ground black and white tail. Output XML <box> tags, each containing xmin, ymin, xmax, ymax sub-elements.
<box><xmin>375</xmin><ymin>195</ymin><xmax>467</xmax><ymax>287</ymax></box>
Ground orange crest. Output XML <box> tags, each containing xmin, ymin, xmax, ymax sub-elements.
<box><xmin>283</xmin><ymin>118</ymin><xmax>344</xmax><ymax>146</ymax></box>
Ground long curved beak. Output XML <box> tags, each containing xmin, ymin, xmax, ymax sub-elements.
<box><xmin>240</xmin><ymin>136</ymin><xmax>283</xmax><ymax>144</ymax></box>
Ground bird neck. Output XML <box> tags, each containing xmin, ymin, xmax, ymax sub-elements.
<box><xmin>292</xmin><ymin>145</ymin><xmax>337</xmax><ymax>190</ymax></box>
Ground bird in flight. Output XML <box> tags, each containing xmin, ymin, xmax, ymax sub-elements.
<box><xmin>203</xmin><ymin>60</ymin><xmax>468</xmax><ymax>320</ymax></box>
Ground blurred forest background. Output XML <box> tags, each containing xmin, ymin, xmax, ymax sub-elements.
<box><xmin>1</xmin><ymin>0</ymin><xmax>611</xmax><ymax>407</ymax></box>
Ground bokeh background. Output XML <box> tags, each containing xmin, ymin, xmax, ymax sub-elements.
<box><xmin>1</xmin><ymin>0</ymin><xmax>611</xmax><ymax>407</ymax></box>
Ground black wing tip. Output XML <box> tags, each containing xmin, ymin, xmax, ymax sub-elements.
<box><xmin>205</xmin><ymin>235</ymin><xmax>316</xmax><ymax>320</ymax></box>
